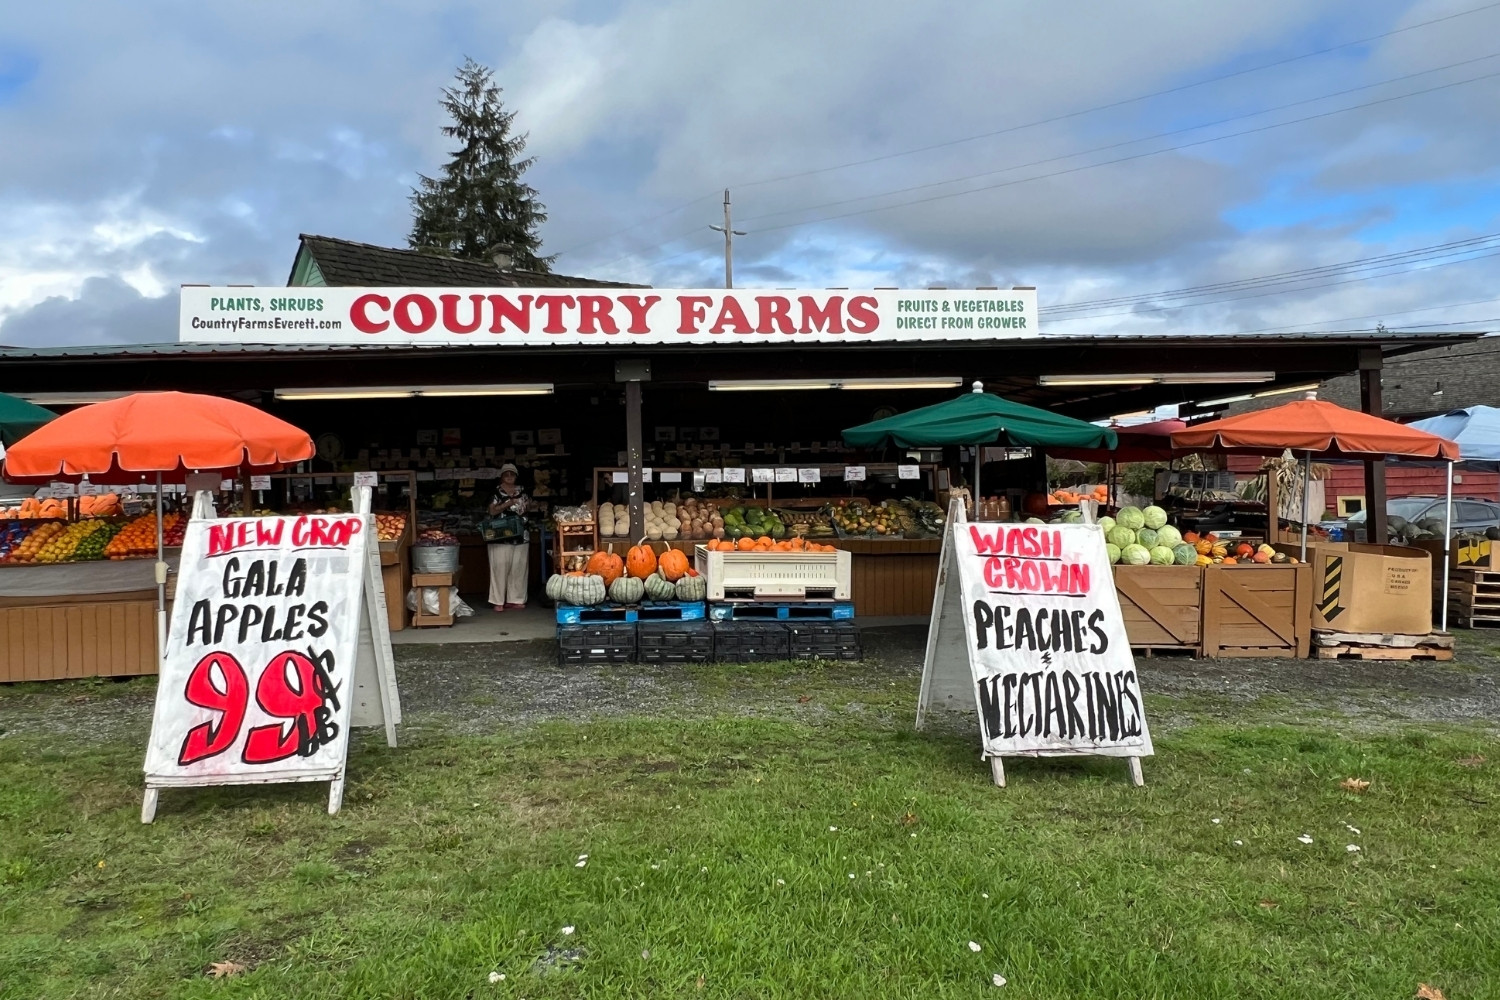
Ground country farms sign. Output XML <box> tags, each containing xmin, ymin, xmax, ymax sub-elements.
<box><xmin>179</xmin><ymin>287</ymin><xmax>1039</xmax><ymax>346</ymax></box>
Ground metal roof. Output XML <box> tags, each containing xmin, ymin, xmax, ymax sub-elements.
<box><xmin>0</xmin><ymin>329</ymin><xmax>1481</xmax><ymax>361</ymax></box>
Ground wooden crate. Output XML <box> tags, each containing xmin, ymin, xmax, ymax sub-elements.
<box><xmin>380</xmin><ymin>541</ymin><xmax>409</xmax><ymax>632</ymax></box>
<box><xmin>0</xmin><ymin>597</ymin><xmax>158</xmax><ymax>682</ymax></box>
<box><xmin>1113</xmin><ymin>564</ymin><xmax>1203</xmax><ymax>654</ymax></box>
<box><xmin>1201</xmin><ymin>563</ymin><xmax>1312</xmax><ymax>658</ymax></box>
<box><xmin>1443</xmin><ymin>568</ymin><xmax>1500</xmax><ymax>628</ymax></box>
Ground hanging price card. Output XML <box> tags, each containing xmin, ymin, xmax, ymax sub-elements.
<box><xmin>898</xmin><ymin>465</ymin><xmax>921</xmax><ymax>480</ymax></box>
<box><xmin>844</xmin><ymin>466</ymin><xmax>866</xmax><ymax>481</ymax></box>
<box><xmin>723</xmin><ymin>467</ymin><xmax>746</xmax><ymax>483</ymax></box>
<box><xmin>751</xmin><ymin>468</ymin><xmax>774</xmax><ymax>483</ymax></box>
<box><xmin>798</xmin><ymin>467</ymin><xmax>821</xmax><ymax>483</ymax></box>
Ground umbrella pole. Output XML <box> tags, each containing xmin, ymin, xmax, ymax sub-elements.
<box><xmin>973</xmin><ymin>446</ymin><xmax>981</xmax><ymax>516</ymax></box>
<box><xmin>1300</xmin><ymin>450</ymin><xmax>1311</xmax><ymax>562</ymax></box>
<box><xmin>155</xmin><ymin>472</ymin><xmax>166</xmax><ymax>659</ymax></box>
<box><xmin>1444</xmin><ymin>460</ymin><xmax>1453</xmax><ymax>633</ymax></box>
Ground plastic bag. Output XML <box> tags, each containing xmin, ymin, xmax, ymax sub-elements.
<box><xmin>405</xmin><ymin>586</ymin><xmax>474</xmax><ymax>617</ymax></box>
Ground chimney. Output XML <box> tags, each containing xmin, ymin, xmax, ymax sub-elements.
<box><xmin>491</xmin><ymin>246</ymin><xmax>514</xmax><ymax>271</ymax></box>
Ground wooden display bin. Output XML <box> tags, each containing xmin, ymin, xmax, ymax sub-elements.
<box><xmin>1113</xmin><ymin>564</ymin><xmax>1203</xmax><ymax>654</ymax></box>
<box><xmin>0</xmin><ymin>594</ymin><xmax>159</xmax><ymax>682</ymax></box>
<box><xmin>1201</xmin><ymin>563</ymin><xmax>1312</xmax><ymax>658</ymax></box>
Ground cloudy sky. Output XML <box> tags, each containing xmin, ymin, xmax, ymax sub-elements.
<box><xmin>3</xmin><ymin>0</ymin><xmax>1500</xmax><ymax>346</ymax></box>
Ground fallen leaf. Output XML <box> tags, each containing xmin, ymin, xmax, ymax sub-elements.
<box><xmin>900</xmin><ymin>811</ymin><xmax>919</xmax><ymax>826</ymax></box>
<box><xmin>1341</xmin><ymin>777</ymin><xmax>1371</xmax><ymax>793</ymax></box>
<box><xmin>992</xmin><ymin>973</ymin><xmax>1008</xmax><ymax>987</ymax></box>
<box><xmin>1456</xmin><ymin>755</ymin><xmax>1486</xmax><ymax>769</ymax></box>
<box><xmin>1258</xmin><ymin>899</ymin><xmax>1278</xmax><ymax>910</ymax></box>
<box><xmin>797</xmin><ymin>695</ymin><xmax>812</xmax><ymax>703</ymax></box>
<box><xmin>207</xmin><ymin>961</ymin><xmax>246</xmax><ymax>979</ymax></box>
<box><xmin>1416</xmin><ymin>984</ymin><xmax>1446</xmax><ymax>1000</ymax></box>
<box><xmin>696</xmin><ymin>974</ymin><xmax>706</xmax><ymax>990</ymax></box>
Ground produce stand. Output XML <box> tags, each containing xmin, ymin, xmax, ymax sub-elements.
<box><xmin>590</xmin><ymin>464</ymin><xmax>943</xmax><ymax>616</ymax></box>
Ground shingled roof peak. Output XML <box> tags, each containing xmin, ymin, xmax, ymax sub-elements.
<box><xmin>294</xmin><ymin>234</ymin><xmax>645</xmax><ymax>289</ymax></box>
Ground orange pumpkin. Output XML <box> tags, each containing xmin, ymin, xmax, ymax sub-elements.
<box><xmin>586</xmin><ymin>550</ymin><xmax>625</xmax><ymax>587</ymax></box>
<box><xmin>658</xmin><ymin>548</ymin><xmax>690</xmax><ymax>582</ymax></box>
<box><xmin>736</xmin><ymin>537</ymin><xmax>756</xmax><ymax>551</ymax></box>
<box><xmin>626</xmin><ymin>539</ymin><xmax>658</xmax><ymax>579</ymax></box>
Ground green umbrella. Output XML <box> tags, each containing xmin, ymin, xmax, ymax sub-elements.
<box><xmin>843</xmin><ymin>382</ymin><xmax>1118</xmax><ymax>499</ymax></box>
<box><xmin>0</xmin><ymin>393</ymin><xmax>55</xmax><ymax>448</ymax></box>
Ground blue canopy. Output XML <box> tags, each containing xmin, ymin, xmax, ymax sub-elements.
<box><xmin>1407</xmin><ymin>406</ymin><xmax>1500</xmax><ymax>463</ymax></box>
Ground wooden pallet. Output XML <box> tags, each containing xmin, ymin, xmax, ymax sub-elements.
<box><xmin>1448</xmin><ymin>611</ymin><xmax>1500</xmax><ymax>630</ymax></box>
<box><xmin>1311</xmin><ymin>629</ymin><xmax>1453</xmax><ymax>650</ymax></box>
<box><xmin>1315</xmin><ymin>644</ymin><xmax>1454</xmax><ymax>661</ymax></box>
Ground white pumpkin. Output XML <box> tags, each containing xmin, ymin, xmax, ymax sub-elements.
<box><xmin>674</xmin><ymin>574</ymin><xmax>707</xmax><ymax>601</ymax></box>
<box><xmin>561</xmin><ymin>573</ymin><xmax>607</xmax><ymax>606</ymax></box>
<box><xmin>545</xmin><ymin>574</ymin><xmax>567</xmax><ymax>601</ymax></box>
<box><xmin>643</xmin><ymin>571</ymin><xmax>677</xmax><ymax>601</ymax></box>
<box><xmin>609</xmin><ymin>575</ymin><xmax>645</xmax><ymax>604</ymax></box>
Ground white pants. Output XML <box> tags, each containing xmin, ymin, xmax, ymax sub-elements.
<box><xmin>487</xmin><ymin>542</ymin><xmax>529</xmax><ymax>606</ymax></box>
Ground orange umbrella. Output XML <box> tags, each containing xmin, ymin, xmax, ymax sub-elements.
<box><xmin>1170</xmin><ymin>398</ymin><xmax>1458</xmax><ymax>460</ymax></box>
<box><xmin>3</xmin><ymin>391</ymin><xmax>313</xmax><ymax>482</ymax></box>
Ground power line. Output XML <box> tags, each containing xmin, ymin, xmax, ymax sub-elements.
<box><xmin>728</xmin><ymin>68</ymin><xmax>1500</xmax><ymax>241</ymax></box>
<box><xmin>556</xmin><ymin>1</ymin><xmax>1500</xmax><ymax>262</ymax></box>
<box><xmin>728</xmin><ymin>1</ymin><xmax>1500</xmax><ymax>192</ymax></box>
<box><xmin>1043</xmin><ymin>234</ymin><xmax>1500</xmax><ymax>319</ymax></box>
<box><xmin>1229</xmin><ymin>295</ymin><xmax>1500</xmax><ymax>335</ymax></box>
<box><xmin>736</xmin><ymin>52</ymin><xmax>1500</xmax><ymax>227</ymax></box>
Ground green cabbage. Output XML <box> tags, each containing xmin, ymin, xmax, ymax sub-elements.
<box><xmin>1142</xmin><ymin>505</ymin><xmax>1168</xmax><ymax>530</ymax></box>
<box><xmin>1097</xmin><ymin>515</ymin><xmax>1116</xmax><ymax>534</ymax></box>
<box><xmin>1155</xmin><ymin>525</ymin><xmax>1182</xmax><ymax>548</ymax></box>
<box><xmin>1105</xmin><ymin>542</ymin><xmax>1121</xmax><ymax>564</ymax></box>
<box><xmin>1115</xmin><ymin>505</ymin><xmax>1145</xmax><ymax>530</ymax></box>
<box><xmin>1121</xmin><ymin>543</ymin><xmax>1151</xmax><ymax>566</ymax></box>
<box><xmin>1136</xmin><ymin>527</ymin><xmax>1159</xmax><ymax>549</ymax></box>
<box><xmin>1106</xmin><ymin>525</ymin><xmax>1136</xmax><ymax>549</ymax></box>
<box><xmin>1148</xmin><ymin>545</ymin><xmax>1175</xmax><ymax>565</ymax></box>
<box><xmin>1172</xmin><ymin>543</ymin><xmax>1197</xmax><ymax>566</ymax></box>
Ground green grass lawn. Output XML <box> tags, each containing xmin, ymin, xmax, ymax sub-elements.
<box><xmin>2</xmin><ymin>670</ymin><xmax>1498</xmax><ymax>999</ymax></box>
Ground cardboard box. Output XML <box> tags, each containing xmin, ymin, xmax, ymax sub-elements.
<box><xmin>1413</xmin><ymin>536</ymin><xmax>1500</xmax><ymax>572</ymax></box>
<box><xmin>1293</xmin><ymin>541</ymin><xmax>1432</xmax><ymax>634</ymax></box>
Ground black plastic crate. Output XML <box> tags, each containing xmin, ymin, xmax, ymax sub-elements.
<box><xmin>786</xmin><ymin>621</ymin><xmax>862</xmax><ymax>661</ymax></box>
<box><xmin>558</xmin><ymin>622</ymin><xmax>637</xmax><ymax>665</ymax></box>
<box><xmin>711</xmin><ymin>621</ymin><xmax>789</xmax><ymax>663</ymax></box>
<box><xmin>637</xmin><ymin>620</ymin><xmax>714</xmax><ymax>663</ymax></box>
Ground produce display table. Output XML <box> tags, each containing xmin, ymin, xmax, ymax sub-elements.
<box><xmin>0</xmin><ymin>551</ymin><xmax>181</xmax><ymax>682</ymax></box>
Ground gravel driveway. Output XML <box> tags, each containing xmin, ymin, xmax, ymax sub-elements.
<box><xmin>3</xmin><ymin>625</ymin><xmax>1498</xmax><ymax>748</ymax></box>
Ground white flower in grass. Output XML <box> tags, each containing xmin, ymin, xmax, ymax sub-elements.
<box><xmin>1345</xmin><ymin>824</ymin><xmax>1361</xmax><ymax>835</ymax></box>
<box><xmin>776</xmin><ymin>878</ymin><xmax>785</xmax><ymax>885</ymax></box>
<box><xmin>561</xmin><ymin>926</ymin><xmax>575</xmax><ymax>936</ymax></box>
<box><xmin>1211</xmin><ymin>818</ymin><xmax>1221</xmax><ymax>825</ymax></box>
<box><xmin>1297</xmin><ymin>834</ymin><xmax>1313</xmax><ymax>844</ymax></box>
<box><xmin>700</xmin><ymin>866</ymin><xmax>708</xmax><ymax>873</ymax></box>
<box><xmin>992</xmin><ymin>973</ymin><xmax>1007</xmax><ymax>987</ymax></box>
<box><xmin>829</xmin><ymin>826</ymin><xmax>838</xmax><ymax>832</ymax></box>
<box><xmin>1233</xmin><ymin>840</ymin><xmax>1243</xmax><ymax>846</ymax></box>
<box><xmin>981</xmin><ymin>893</ymin><xmax>989</xmax><ymax>899</ymax></box>
<box><xmin>849</xmin><ymin>873</ymin><xmax>856</xmax><ymax>879</ymax></box>
<box><xmin>489</xmin><ymin>971</ymin><xmax>505</xmax><ymax>983</ymax></box>
<box><xmin>642</xmin><ymin>949</ymin><xmax>651</xmax><ymax>960</ymax></box>
<box><xmin>1346</xmin><ymin>844</ymin><xmax>1361</xmax><ymax>853</ymax></box>
<box><xmin>578</xmin><ymin>854</ymin><xmax>589</xmax><ymax>860</ymax></box>
<box><xmin>969</xmin><ymin>941</ymin><xmax>982</xmax><ymax>953</ymax></box>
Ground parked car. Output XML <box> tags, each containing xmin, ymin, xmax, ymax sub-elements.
<box><xmin>1332</xmin><ymin>496</ymin><xmax>1500</xmax><ymax>543</ymax></box>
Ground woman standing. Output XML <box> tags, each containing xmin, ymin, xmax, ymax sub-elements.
<box><xmin>486</xmin><ymin>463</ymin><xmax>530</xmax><ymax>611</ymax></box>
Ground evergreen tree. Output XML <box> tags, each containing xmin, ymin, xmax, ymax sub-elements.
<box><xmin>409</xmin><ymin>58</ymin><xmax>552</xmax><ymax>271</ymax></box>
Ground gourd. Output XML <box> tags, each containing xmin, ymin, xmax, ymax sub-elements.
<box><xmin>674</xmin><ymin>572</ymin><xmax>706</xmax><ymax>601</ymax></box>
<box><xmin>608</xmin><ymin>575</ymin><xmax>645</xmax><ymax>604</ymax></box>
<box><xmin>598</xmin><ymin>502</ymin><xmax>616</xmax><ymax>537</ymax></box>
<box><xmin>545</xmin><ymin>574</ymin><xmax>567</xmax><ymax>601</ymax></box>
<box><xmin>586</xmin><ymin>550</ymin><xmax>625</xmax><ymax>587</ymax></box>
<box><xmin>643</xmin><ymin>571</ymin><xmax>677</xmax><ymax>601</ymax></box>
<box><xmin>657</xmin><ymin>548</ymin><xmax>690</xmax><ymax>582</ymax></box>
<box><xmin>561</xmin><ymin>573</ymin><xmax>607</xmax><ymax>606</ymax></box>
<box><xmin>626</xmin><ymin>539</ymin><xmax>657</xmax><ymax>579</ymax></box>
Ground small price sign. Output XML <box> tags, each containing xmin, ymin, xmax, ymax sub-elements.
<box><xmin>774</xmin><ymin>468</ymin><xmax>797</xmax><ymax>483</ymax></box>
<box><xmin>353</xmin><ymin>471</ymin><xmax>378</xmax><ymax>488</ymax></box>
<box><xmin>797</xmin><ymin>467</ymin><xmax>821</xmax><ymax>483</ymax></box>
<box><xmin>49</xmin><ymin>481</ymin><xmax>77</xmax><ymax>498</ymax></box>
<box><xmin>723</xmin><ymin>467</ymin><xmax>746</xmax><ymax>483</ymax></box>
<box><xmin>251</xmin><ymin>476</ymin><xmax>272</xmax><ymax>490</ymax></box>
<box><xmin>898</xmin><ymin>465</ymin><xmax>921</xmax><ymax>480</ymax></box>
<box><xmin>843</xmin><ymin>466</ymin><xmax>866</xmax><ymax>481</ymax></box>
<box><xmin>751</xmin><ymin>468</ymin><xmax>774</xmax><ymax>483</ymax></box>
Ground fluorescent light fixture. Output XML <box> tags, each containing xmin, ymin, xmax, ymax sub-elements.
<box><xmin>708</xmin><ymin>377</ymin><xmax>961</xmax><ymax>391</ymax></box>
<box><xmin>19</xmin><ymin>391</ymin><xmax>135</xmax><ymax>405</ymax></box>
<box><xmin>1038</xmin><ymin>372</ymin><xmax>1275</xmax><ymax>387</ymax></box>
<box><xmin>1196</xmin><ymin>381</ymin><xmax>1320</xmax><ymax>408</ymax></box>
<box><xmin>416</xmin><ymin>384</ymin><xmax>553</xmax><ymax>397</ymax></box>
<box><xmin>274</xmin><ymin>384</ymin><xmax>553</xmax><ymax>401</ymax></box>
<box><xmin>709</xmin><ymin>379</ymin><xmax>838</xmax><ymax>391</ymax></box>
<box><xmin>839</xmin><ymin>377</ymin><xmax>963</xmax><ymax>390</ymax></box>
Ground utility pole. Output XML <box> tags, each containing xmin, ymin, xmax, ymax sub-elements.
<box><xmin>709</xmin><ymin>188</ymin><xmax>746</xmax><ymax>289</ymax></box>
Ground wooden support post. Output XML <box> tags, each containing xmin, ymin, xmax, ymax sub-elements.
<box><xmin>1265</xmin><ymin>459</ymin><xmax>1279</xmax><ymax>544</ymax></box>
<box><xmin>625</xmin><ymin>379</ymin><xmax>644</xmax><ymax>544</ymax></box>
<box><xmin>989</xmin><ymin>756</ymin><xmax>1006</xmax><ymax>788</ymax></box>
<box><xmin>1360</xmin><ymin>350</ymin><xmax>1388</xmax><ymax>543</ymax></box>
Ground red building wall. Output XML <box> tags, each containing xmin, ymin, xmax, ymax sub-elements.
<box><xmin>1224</xmin><ymin>457</ymin><xmax>1499</xmax><ymax>515</ymax></box>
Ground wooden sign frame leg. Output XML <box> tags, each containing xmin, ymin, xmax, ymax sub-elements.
<box><xmin>141</xmin><ymin>787</ymin><xmax>159</xmax><ymax>823</ymax></box>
